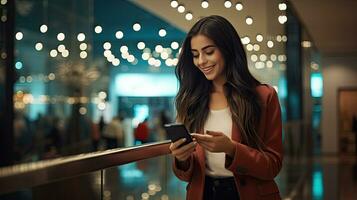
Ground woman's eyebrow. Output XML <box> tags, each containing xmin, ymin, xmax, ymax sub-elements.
<box><xmin>191</xmin><ymin>45</ymin><xmax>216</xmax><ymax>51</ymax></box>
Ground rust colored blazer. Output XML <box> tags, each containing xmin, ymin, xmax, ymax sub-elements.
<box><xmin>173</xmin><ymin>85</ymin><xmax>283</xmax><ymax>200</ymax></box>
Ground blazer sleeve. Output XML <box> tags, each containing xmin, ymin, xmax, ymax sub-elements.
<box><xmin>172</xmin><ymin>153</ymin><xmax>196</xmax><ymax>182</ymax></box>
<box><xmin>226</xmin><ymin>87</ymin><xmax>283</xmax><ymax>180</ymax></box>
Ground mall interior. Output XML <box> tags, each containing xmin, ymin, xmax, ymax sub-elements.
<box><xmin>0</xmin><ymin>0</ymin><xmax>357</xmax><ymax>199</ymax></box>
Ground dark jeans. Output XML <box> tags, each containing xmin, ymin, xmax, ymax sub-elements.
<box><xmin>203</xmin><ymin>176</ymin><xmax>240</xmax><ymax>200</ymax></box>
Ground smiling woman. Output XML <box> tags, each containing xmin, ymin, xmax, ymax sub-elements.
<box><xmin>191</xmin><ymin>35</ymin><xmax>225</xmax><ymax>82</ymax></box>
<box><xmin>170</xmin><ymin>15</ymin><xmax>283</xmax><ymax>200</ymax></box>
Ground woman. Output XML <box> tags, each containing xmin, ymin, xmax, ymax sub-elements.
<box><xmin>169</xmin><ymin>15</ymin><xmax>283</xmax><ymax>200</ymax></box>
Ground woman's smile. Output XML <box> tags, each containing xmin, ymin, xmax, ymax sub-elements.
<box><xmin>200</xmin><ymin>65</ymin><xmax>215</xmax><ymax>74</ymax></box>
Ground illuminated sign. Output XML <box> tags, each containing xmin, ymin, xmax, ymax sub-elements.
<box><xmin>115</xmin><ymin>73</ymin><xmax>178</xmax><ymax>97</ymax></box>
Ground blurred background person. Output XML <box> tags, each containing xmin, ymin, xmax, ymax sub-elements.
<box><xmin>134</xmin><ymin>118</ymin><xmax>149</xmax><ymax>145</ymax></box>
<box><xmin>102</xmin><ymin>116</ymin><xmax>123</xmax><ymax>149</ymax></box>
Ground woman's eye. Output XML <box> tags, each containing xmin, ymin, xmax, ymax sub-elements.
<box><xmin>206</xmin><ymin>50</ymin><xmax>214</xmax><ymax>55</ymax></box>
<box><xmin>192</xmin><ymin>54</ymin><xmax>199</xmax><ymax>58</ymax></box>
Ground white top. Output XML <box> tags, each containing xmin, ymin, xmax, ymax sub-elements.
<box><xmin>204</xmin><ymin>107</ymin><xmax>234</xmax><ymax>177</ymax></box>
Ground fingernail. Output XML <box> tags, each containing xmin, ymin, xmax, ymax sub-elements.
<box><xmin>182</xmin><ymin>138</ymin><xmax>186</xmax><ymax>142</ymax></box>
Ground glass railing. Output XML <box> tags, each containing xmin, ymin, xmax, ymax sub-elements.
<box><xmin>0</xmin><ymin>141</ymin><xmax>172</xmax><ymax>199</ymax></box>
<box><xmin>0</xmin><ymin>122</ymin><xmax>312</xmax><ymax>200</ymax></box>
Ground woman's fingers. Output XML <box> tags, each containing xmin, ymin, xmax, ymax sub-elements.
<box><xmin>191</xmin><ymin>134</ymin><xmax>213</xmax><ymax>142</ymax></box>
<box><xmin>170</xmin><ymin>139</ymin><xmax>197</xmax><ymax>161</ymax></box>
<box><xmin>206</xmin><ymin>131</ymin><xmax>223</xmax><ymax>136</ymax></box>
<box><xmin>169</xmin><ymin>138</ymin><xmax>187</xmax><ymax>151</ymax></box>
<box><xmin>176</xmin><ymin>146</ymin><xmax>195</xmax><ymax>161</ymax></box>
<box><xmin>173</xmin><ymin>141</ymin><xmax>196</xmax><ymax>155</ymax></box>
<box><xmin>197</xmin><ymin>141</ymin><xmax>214</xmax><ymax>151</ymax></box>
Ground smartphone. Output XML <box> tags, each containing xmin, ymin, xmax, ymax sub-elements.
<box><xmin>164</xmin><ymin>123</ymin><xmax>193</xmax><ymax>147</ymax></box>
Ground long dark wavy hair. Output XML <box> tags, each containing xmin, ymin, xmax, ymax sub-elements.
<box><xmin>175</xmin><ymin>15</ymin><xmax>264</xmax><ymax>150</ymax></box>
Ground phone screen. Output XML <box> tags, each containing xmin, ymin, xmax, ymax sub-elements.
<box><xmin>164</xmin><ymin>123</ymin><xmax>193</xmax><ymax>147</ymax></box>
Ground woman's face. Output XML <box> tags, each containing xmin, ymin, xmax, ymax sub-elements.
<box><xmin>190</xmin><ymin>34</ymin><xmax>226</xmax><ymax>82</ymax></box>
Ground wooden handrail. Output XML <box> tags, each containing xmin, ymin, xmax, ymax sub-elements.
<box><xmin>0</xmin><ymin>141</ymin><xmax>171</xmax><ymax>195</ymax></box>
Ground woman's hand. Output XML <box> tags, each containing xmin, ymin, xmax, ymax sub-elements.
<box><xmin>192</xmin><ymin>131</ymin><xmax>236</xmax><ymax>157</ymax></box>
<box><xmin>169</xmin><ymin>138</ymin><xmax>197</xmax><ymax>162</ymax></box>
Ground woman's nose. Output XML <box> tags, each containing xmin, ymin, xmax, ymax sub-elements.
<box><xmin>198</xmin><ymin>54</ymin><xmax>207</xmax><ymax>66</ymax></box>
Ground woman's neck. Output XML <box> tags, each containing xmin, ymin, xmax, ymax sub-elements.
<box><xmin>212</xmin><ymin>75</ymin><xmax>226</xmax><ymax>93</ymax></box>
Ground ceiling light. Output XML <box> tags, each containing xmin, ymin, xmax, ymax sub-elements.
<box><xmin>165</xmin><ymin>58</ymin><xmax>173</xmax><ymax>66</ymax></box>
<box><xmin>251</xmin><ymin>54</ymin><xmax>258</xmax><ymax>62</ymax></box>
<box><xmin>253</xmin><ymin>44</ymin><xmax>260</xmax><ymax>51</ymax></box>
<box><xmin>80</xmin><ymin>43</ymin><xmax>87</xmax><ymax>50</ymax></box>
<box><xmin>170</xmin><ymin>0</ymin><xmax>178</xmax><ymax>8</ymax></box>
<box><xmin>40</xmin><ymin>24</ymin><xmax>48</xmax><ymax>33</ymax></box>
<box><xmin>301</xmin><ymin>41</ymin><xmax>312</xmax><ymax>48</ymax></box>
<box><xmin>77</xmin><ymin>33</ymin><xmax>85</xmax><ymax>42</ymax></box>
<box><xmin>266</xmin><ymin>61</ymin><xmax>273</xmax><ymax>68</ymax></box>
<box><xmin>154</xmin><ymin>59</ymin><xmax>161</xmax><ymax>67</ymax></box>
<box><xmin>62</xmin><ymin>50</ymin><xmax>69</xmax><ymax>57</ymax></box>
<box><xmin>35</xmin><ymin>42</ymin><xmax>43</xmax><ymax>51</ymax></box>
<box><xmin>80</xmin><ymin>51</ymin><xmax>87</xmax><ymax>59</ymax></box>
<box><xmin>270</xmin><ymin>54</ymin><xmax>277</xmax><ymax>61</ymax></box>
<box><xmin>255</xmin><ymin>62</ymin><xmax>265</xmax><ymax>69</ymax></box>
<box><xmin>201</xmin><ymin>0</ymin><xmax>209</xmax><ymax>8</ymax></box>
<box><xmin>241</xmin><ymin>36</ymin><xmax>250</xmax><ymax>45</ymax></box>
<box><xmin>278</xmin><ymin>3</ymin><xmax>287</xmax><ymax>11</ymax></box>
<box><xmin>148</xmin><ymin>57</ymin><xmax>156</xmax><ymax>65</ymax></box>
<box><xmin>246</xmin><ymin>44</ymin><xmax>253</xmax><ymax>51</ymax></box>
<box><xmin>107</xmin><ymin>55</ymin><xmax>115</xmax><ymax>62</ymax></box>
<box><xmin>177</xmin><ymin>5</ymin><xmax>185</xmax><ymax>13</ymax></box>
<box><xmin>159</xmin><ymin>29</ymin><xmax>167</xmax><ymax>37</ymax></box>
<box><xmin>79</xmin><ymin>107</ymin><xmax>87</xmax><ymax>115</ymax></box>
<box><xmin>120</xmin><ymin>46</ymin><xmax>128</xmax><ymax>53</ymax></box>
<box><xmin>259</xmin><ymin>54</ymin><xmax>267</xmax><ymax>61</ymax></box>
<box><xmin>49</xmin><ymin>74</ymin><xmax>56</xmax><ymax>80</ymax></box>
<box><xmin>185</xmin><ymin>12</ymin><xmax>193</xmax><ymax>20</ymax></box>
<box><xmin>282</xmin><ymin>35</ymin><xmax>287</xmax><ymax>42</ymax></box>
<box><xmin>155</xmin><ymin>45</ymin><xmax>163</xmax><ymax>53</ymax></box>
<box><xmin>256</xmin><ymin>34</ymin><xmax>263</xmax><ymax>42</ymax></box>
<box><xmin>50</xmin><ymin>49</ymin><xmax>58</xmax><ymax>57</ymax></box>
<box><xmin>104</xmin><ymin>50</ymin><xmax>111</xmax><ymax>57</ymax></box>
<box><xmin>235</xmin><ymin>2</ymin><xmax>243</xmax><ymax>11</ymax></box>
<box><xmin>15</xmin><ymin>61</ymin><xmax>23</xmax><ymax>70</ymax></box>
<box><xmin>161</xmin><ymin>52</ymin><xmax>169</xmax><ymax>60</ymax></box>
<box><xmin>103</xmin><ymin>42</ymin><xmax>111</xmax><ymax>50</ymax></box>
<box><xmin>112</xmin><ymin>58</ymin><xmax>120</xmax><ymax>66</ymax></box>
<box><xmin>15</xmin><ymin>32</ymin><xmax>23</xmax><ymax>40</ymax></box>
<box><xmin>121</xmin><ymin>52</ymin><xmax>129</xmax><ymax>59</ymax></box>
<box><xmin>311</xmin><ymin>62</ymin><xmax>319</xmax><ymax>70</ymax></box>
<box><xmin>171</xmin><ymin>41</ymin><xmax>179</xmax><ymax>49</ymax></box>
<box><xmin>267</xmin><ymin>40</ymin><xmax>274</xmax><ymax>48</ymax></box>
<box><xmin>142</xmin><ymin>52</ymin><xmax>150</xmax><ymax>60</ymax></box>
<box><xmin>224</xmin><ymin>1</ymin><xmax>232</xmax><ymax>8</ymax></box>
<box><xmin>94</xmin><ymin>25</ymin><xmax>102</xmax><ymax>33</ymax></box>
<box><xmin>116</xmin><ymin>31</ymin><xmax>124</xmax><ymax>39</ymax></box>
<box><xmin>57</xmin><ymin>44</ymin><xmax>65</xmax><ymax>52</ymax></box>
<box><xmin>133</xmin><ymin>23</ymin><xmax>141</xmax><ymax>31</ymax></box>
<box><xmin>245</xmin><ymin>16</ymin><xmax>253</xmax><ymax>25</ymax></box>
<box><xmin>278</xmin><ymin>54</ymin><xmax>286</xmax><ymax>62</ymax></box>
<box><xmin>137</xmin><ymin>42</ymin><xmax>145</xmax><ymax>50</ymax></box>
<box><xmin>2</xmin><ymin>16</ymin><xmax>7</xmax><ymax>22</ymax></box>
<box><xmin>278</xmin><ymin>15</ymin><xmax>287</xmax><ymax>24</ymax></box>
<box><xmin>57</xmin><ymin>33</ymin><xmax>65</xmax><ymax>41</ymax></box>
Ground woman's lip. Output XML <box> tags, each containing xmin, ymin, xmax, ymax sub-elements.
<box><xmin>200</xmin><ymin>65</ymin><xmax>215</xmax><ymax>73</ymax></box>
